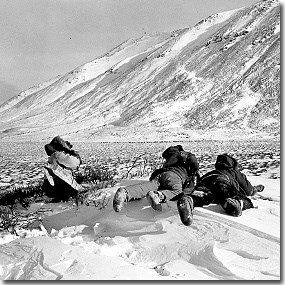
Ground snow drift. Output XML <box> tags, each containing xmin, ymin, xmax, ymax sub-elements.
<box><xmin>0</xmin><ymin>169</ymin><xmax>280</xmax><ymax>280</ymax></box>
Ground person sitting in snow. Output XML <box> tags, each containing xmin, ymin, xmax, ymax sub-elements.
<box><xmin>43</xmin><ymin>135</ymin><xmax>83</xmax><ymax>201</ymax></box>
<box><xmin>176</xmin><ymin>153</ymin><xmax>265</xmax><ymax>226</ymax></box>
<box><xmin>113</xmin><ymin>145</ymin><xmax>200</xmax><ymax>212</ymax></box>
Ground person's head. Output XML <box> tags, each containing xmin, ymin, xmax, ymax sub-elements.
<box><xmin>215</xmin><ymin>154</ymin><xmax>238</xmax><ymax>170</ymax></box>
<box><xmin>45</xmin><ymin>135</ymin><xmax>73</xmax><ymax>155</ymax></box>
<box><xmin>162</xmin><ymin>145</ymin><xmax>185</xmax><ymax>167</ymax></box>
<box><xmin>162</xmin><ymin>145</ymin><xmax>184</xmax><ymax>159</ymax></box>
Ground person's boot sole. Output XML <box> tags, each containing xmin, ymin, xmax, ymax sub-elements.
<box><xmin>177</xmin><ymin>196</ymin><xmax>194</xmax><ymax>226</ymax></box>
<box><xmin>223</xmin><ymin>198</ymin><xmax>242</xmax><ymax>217</ymax></box>
<box><xmin>113</xmin><ymin>188</ymin><xmax>127</xmax><ymax>212</ymax></box>
<box><xmin>147</xmin><ymin>191</ymin><xmax>162</xmax><ymax>211</ymax></box>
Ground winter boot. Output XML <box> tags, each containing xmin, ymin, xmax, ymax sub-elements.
<box><xmin>177</xmin><ymin>195</ymin><xmax>194</xmax><ymax>226</ymax></box>
<box><xmin>113</xmin><ymin>187</ymin><xmax>128</xmax><ymax>212</ymax></box>
<box><xmin>222</xmin><ymin>198</ymin><xmax>242</xmax><ymax>217</ymax></box>
<box><xmin>146</xmin><ymin>191</ymin><xmax>165</xmax><ymax>211</ymax></box>
<box><xmin>241</xmin><ymin>197</ymin><xmax>254</xmax><ymax>210</ymax></box>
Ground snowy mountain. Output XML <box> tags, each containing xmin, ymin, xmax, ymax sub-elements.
<box><xmin>0</xmin><ymin>0</ymin><xmax>280</xmax><ymax>142</ymax></box>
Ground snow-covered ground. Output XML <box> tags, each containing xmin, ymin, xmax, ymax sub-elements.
<box><xmin>0</xmin><ymin>167</ymin><xmax>280</xmax><ymax>280</ymax></box>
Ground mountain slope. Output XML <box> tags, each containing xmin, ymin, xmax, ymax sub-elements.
<box><xmin>0</xmin><ymin>0</ymin><xmax>280</xmax><ymax>141</ymax></box>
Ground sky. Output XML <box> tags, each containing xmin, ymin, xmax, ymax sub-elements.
<box><xmin>0</xmin><ymin>0</ymin><xmax>263</xmax><ymax>104</ymax></box>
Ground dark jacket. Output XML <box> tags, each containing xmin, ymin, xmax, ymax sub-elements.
<box><xmin>214</xmin><ymin>154</ymin><xmax>255</xmax><ymax>196</ymax></box>
<box><xmin>162</xmin><ymin>145</ymin><xmax>199</xmax><ymax>176</ymax></box>
<box><xmin>150</xmin><ymin>166</ymin><xmax>188</xmax><ymax>185</ymax></box>
<box><xmin>188</xmin><ymin>154</ymin><xmax>255</xmax><ymax>207</ymax></box>
<box><xmin>154</xmin><ymin>145</ymin><xmax>200</xmax><ymax>189</ymax></box>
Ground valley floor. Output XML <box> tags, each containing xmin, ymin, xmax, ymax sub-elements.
<box><xmin>0</xmin><ymin>140</ymin><xmax>280</xmax><ymax>280</ymax></box>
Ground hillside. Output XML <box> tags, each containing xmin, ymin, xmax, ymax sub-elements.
<box><xmin>0</xmin><ymin>0</ymin><xmax>280</xmax><ymax>142</ymax></box>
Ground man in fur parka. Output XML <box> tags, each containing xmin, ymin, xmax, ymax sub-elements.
<box><xmin>177</xmin><ymin>153</ymin><xmax>264</xmax><ymax>226</ymax></box>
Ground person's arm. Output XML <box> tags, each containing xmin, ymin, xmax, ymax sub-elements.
<box><xmin>149</xmin><ymin>168</ymin><xmax>167</xmax><ymax>181</ymax></box>
<box><xmin>195</xmin><ymin>171</ymin><xmax>201</xmax><ymax>182</ymax></box>
<box><xmin>187</xmin><ymin>153</ymin><xmax>199</xmax><ymax>175</ymax></box>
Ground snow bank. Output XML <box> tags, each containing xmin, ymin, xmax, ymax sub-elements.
<box><xmin>0</xmin><ymin>169</ymin><xmax>280</xmax><ymax>280</ymax></box>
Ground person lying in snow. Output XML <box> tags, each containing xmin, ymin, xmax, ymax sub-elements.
<box><xmin>176</xmin><ymin>153</ymin><xmax>265</xmax><ymax>226</ymax></box>
<box><xmin>113</xmin><ymin>145</ymin><xmax>200</xmax><ymax>212</ymax></box>
<box><xmin>43</xmin><ymin>135</ymin><xmax>83</xmax><ymax>201</ymax></box>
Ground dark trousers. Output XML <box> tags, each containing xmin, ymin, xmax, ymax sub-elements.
<box><xmin>189</xmin><ymin>189</ymin><xmax>253</xmax><ymax>210</ymax></box>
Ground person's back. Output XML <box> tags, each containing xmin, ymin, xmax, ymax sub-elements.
<box><xmin>214</xmin><ymin>154</ymin><xmax>259</xmax><ymax>196</ymax></box>
<box><xmin>161</xmin><ymin>145</ymin><xmax>200</xmax><ymax>191</ymax></box>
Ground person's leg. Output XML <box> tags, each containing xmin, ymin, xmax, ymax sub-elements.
<box><xmin>126</xmin><ymin>180</ymin><xmax>160</xmax><ymax>200</ymax></box>
<box><xmin>42</xmin><ymin>175</ymin><xmax>78</xmax><ymax>202</ymax></box>
<box><xmin>146</xmin><ymin>190</ymin><xmax>166</xmax><ymax>211</ymax></box>
<box><xmin>176</xmin><ymin>185</ymin><xmax>214</xmax><ymax>226</ymax></box>
<box><xmin>113</xmin><ymin>180</ymin><xmax>159</xmax><ymax>212</ymax></box>
<box><xmin>158</xmin><ymin>171</ymin><xmax>183</xmax><ymax>200</ymax></box>
<box><xmin>183</xmin><ymin>174</ymin><xmax>198</xmax><ymax>195</ymax></box>
<box><xmin>147</xmin><ymin>171</ymin><xmax>183</xmax><ymax>211</ymax></box>
<box><xmin>190</xmin><ymin>188</ymin><xmax>214</xmax><ymax>207</ymax></box>
<box><xmin>221</xmin><ymin>198</ymin><xmax>242</xmax><ymax>217</ymax></box>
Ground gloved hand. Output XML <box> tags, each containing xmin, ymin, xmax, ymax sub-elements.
<box><xmin>255</xmin><ymin>184</ymin><xmax>265</xmax><ymax>192</ymax></box>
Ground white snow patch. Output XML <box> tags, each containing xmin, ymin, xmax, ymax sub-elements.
<box><xmin>240</xmin><ymin>55</ymin><xmax>259</xmax><ymax>75</ymax></box>
<box><xmin>215</xmin><ymin>85</ymin><xmax>261</xmax><ymax>127</ymax></box>
<box><xmin>234</xmin><ymin>93</ymin><xmax>260</xmax><ymax>110</ymax></box>
<box><xmin>274</xmin><ymin>23</ymin><xmax>280</xmax><ymax>34</ymax></box>
<box><xmin>112</xmin><ymin>54</ymin><xmax>139</xmax><ymax>71</ymax></box>
<box><xmin>262</xmin><ymin>118</ymin><xmax>278</xmax><ymax>125</ymax></box>
<box><xmin>112</xmin><ymin>41</ymin><xmax>169</xmax><ymax>71</ymax></box>
<box><xmin>171</xmin><ymin>10</ymin><xmax>238</xmax><ymax>53</ymax></box>
<box><xmin>143</xmin><ymin>96</ymin><xmax>195</xmax><ymax>127</ymax></box>
<box><xmin>177</xmin><ymin>66</ymin><xmax>203</xmax><ymax>82</ymax></box>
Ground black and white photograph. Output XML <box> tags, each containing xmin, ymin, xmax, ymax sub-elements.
<box><xmin>0</xmin><ymin>0</ymin><xmax>280</xmax><ymax>281</ymax></box>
